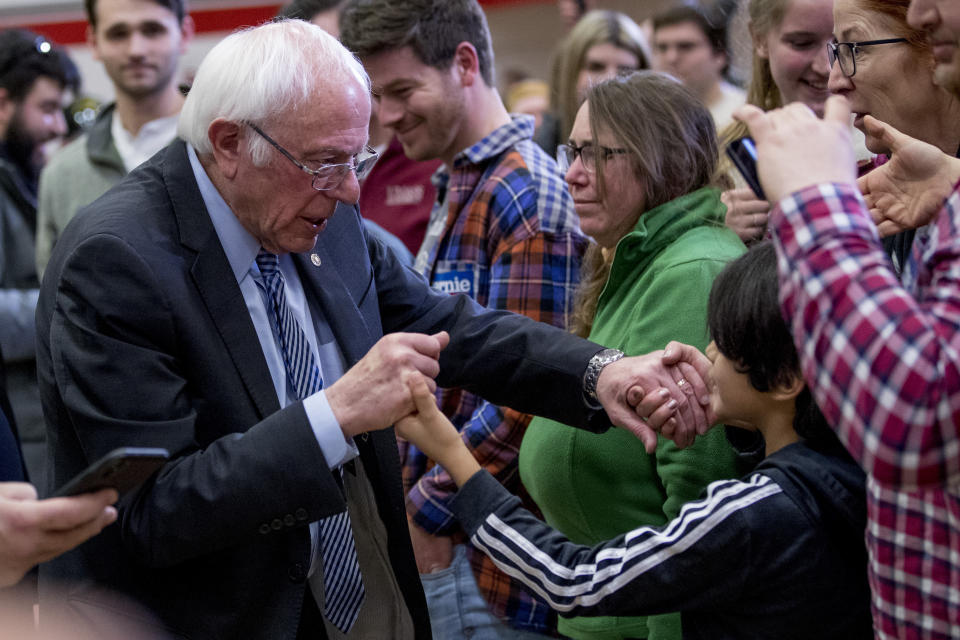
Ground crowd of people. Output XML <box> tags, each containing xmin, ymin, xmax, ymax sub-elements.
<box><xmin>0</xmin><ymin>0</ymin><xmax>957</xmax><ymax>639</ymax></box>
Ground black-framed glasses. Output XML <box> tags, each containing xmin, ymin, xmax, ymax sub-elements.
<box><xmin>247</xmin><ymin>122</ymin><xmax>379</xmax><ymax>191</ymax></box>
<box><xmin>557</xmin><ymin>143</ymin><xmax>628</xmax><ymax>174</ymax></box>
<box><xmin>827</xmin><ymin>38</ymin><xmax>907</xmax><ymax>78</ymax></box>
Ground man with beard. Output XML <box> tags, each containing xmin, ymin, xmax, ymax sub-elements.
<box><xmin>36</xmin><ymin>0</ymin><xmax>193</xmax><ymax>277</ymax></box>
<box><xmin>0</xmin><ymin>29</ymin><xmax>77</xmax><ymax>485</ymax></box>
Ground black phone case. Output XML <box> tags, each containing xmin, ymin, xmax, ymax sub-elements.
<box><xmin>726</xmin><ymin>138</ymin><xmax>766</xmax><ymax>200</ymax></box>
<box><xmin>52</xmin><ymin>447</ymin><xmax>169</xmax><ymax>498</ymax></box>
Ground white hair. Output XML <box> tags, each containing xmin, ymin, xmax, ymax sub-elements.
<box><xmin>177</xmin><ymin>19</ymin><xmax>370</xmax><ymax>165</ymax></box>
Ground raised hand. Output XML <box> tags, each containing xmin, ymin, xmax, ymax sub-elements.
<box><xmin>858</xmin><ymin>115</ymin><xmax>960</xmax><ymax>236</ymax></box>
<box><xmin>735</xmin><ymin>97</ymin><xmax>856</xmax><ymax>203</ymax></box>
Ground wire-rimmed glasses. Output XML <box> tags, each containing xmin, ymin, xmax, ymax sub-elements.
<box><xmin>827</xmin><ymin>38</ymin><xmax>907</xmax><ymax>78</ymax></box>
<box><xmin>247</xmin><ymin>122</ymin><xmax>379</xmax><ymax>191</ymax></box>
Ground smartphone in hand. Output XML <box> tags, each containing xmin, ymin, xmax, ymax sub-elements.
<box><xmin>726</xmin><ymin>137</ymin><xmax>766</xmax><ymax>200</ymax></box>
<box><xmin>52</xmin><ymin>447</ymin><xmax>169</xmax><ymax>498</ymax></box>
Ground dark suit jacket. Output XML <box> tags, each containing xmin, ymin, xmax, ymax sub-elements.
<box><xmin>36</xmin><ymin>140</ymin><xmax>607</xmax><ymax>639</ymax></box>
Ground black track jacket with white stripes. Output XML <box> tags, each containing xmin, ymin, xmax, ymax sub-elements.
<box><xmin>450</xmin><ymin>440</ymin><xmax>873</xmax><ymax>639</ymax></box>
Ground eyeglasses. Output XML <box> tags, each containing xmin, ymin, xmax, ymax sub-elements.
<box><xmin>827</xmin><ymin>38</ymin><xmax>907</xmax><ymax>78</ymax></box>
<box><xmin>247</xmin><ymin>122</ymin><xmax>379</xmax><ymax>191</ymax></box>
<box><xmin>557</xmin><ymin>143</ymin><xmax>629</xmax><ymax>174</ymax></box>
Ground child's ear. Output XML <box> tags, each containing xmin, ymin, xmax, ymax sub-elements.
<box><xmin>769</xmin><ymin>374</ymin><xmax>805</xmax><ymax>402</ymax></box>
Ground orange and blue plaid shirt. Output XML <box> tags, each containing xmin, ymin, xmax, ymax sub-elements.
<box><xmin>399</xmin><ymin>116</ymin><xmax>587</xmax><ymax>634</ymax></box>
<box><xmin>773</xmin><ymin>182</ymin><xmax>960</xmax><ymax>639</ymax></box>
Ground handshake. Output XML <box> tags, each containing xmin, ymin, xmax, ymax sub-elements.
<box><xmin>325</xmin><ymin>331</ymin><xmax>716</xmax><ymax>454</ymax></box>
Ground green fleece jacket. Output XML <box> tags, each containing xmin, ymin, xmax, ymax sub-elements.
<box><xmin>519</xmin><ymin>187</ymin><xmax>746</xmax><ymax>640</ymax></box>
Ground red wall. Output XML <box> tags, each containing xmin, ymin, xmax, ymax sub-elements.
<box><xmin>9</xmin><ymin>0</ymin><xmax>552</xmax><ymax>45</ymax></box>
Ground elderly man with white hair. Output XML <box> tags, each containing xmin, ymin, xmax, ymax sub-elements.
<box><xmin>36</xmin><ymin>19</ymin><xmax>714</xmax><ymax>640</ymax></box>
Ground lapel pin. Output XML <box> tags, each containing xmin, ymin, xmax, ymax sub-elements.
<box><xmin>310</xmin><ymin>253</ymin><xmax>322</xmax><ymax>267</ymax></box>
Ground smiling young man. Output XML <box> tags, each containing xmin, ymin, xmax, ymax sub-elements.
<box><xmin>340</xmin><ymin>1</ymin><xmax>586</xmax><ymax>637</ymax></box>
<box><xmin>35</xmin><ymin>0</ymin><xmax>193</xmax><ymax>277</ymax></box>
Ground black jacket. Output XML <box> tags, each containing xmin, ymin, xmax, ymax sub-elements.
<box><xmin>452</xmin><ymin>439</ymin><xmax>873</xmax><ymax>639</ymax></box>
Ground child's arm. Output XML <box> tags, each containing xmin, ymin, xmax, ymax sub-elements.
<box><xmin>396</xmin><ymin>375</ymin><xmax>481</xmax><ymax>487</ymax></box>
<box><xmin>449</xmin><ymin>469</ymin><xmax>792</xmax><ymax>619</ymax></box>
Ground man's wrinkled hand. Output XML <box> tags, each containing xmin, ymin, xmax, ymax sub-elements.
<box><xmin>595</xmin><ymin>345</ymin><xmax>712</xmax><ymax>454</ymax></box>
<box><xmin>327</xmin><ymin>331</ymin><xmax>449</xmax><ymax>438</ymax></box>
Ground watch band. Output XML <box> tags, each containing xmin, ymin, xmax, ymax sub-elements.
<box><xmin>583</xmin><ymin>348</ymin><xmax>625</xmax><ymax>403</ymax></box>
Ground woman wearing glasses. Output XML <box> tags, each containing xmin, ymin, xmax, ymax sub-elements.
<box><xmin>828</xmin><ymin>0</ymin><xmax>960</xmax><ymax>156</ymax></box>
<box><xmin>518</xmin><ymin>71</ymin><xmax>745</xmax><ymax>640</ymax></box>
<box><xmin>828</xmin><ymin>0</ymin><xmax>960</xmax><ymax>271</ymax></box>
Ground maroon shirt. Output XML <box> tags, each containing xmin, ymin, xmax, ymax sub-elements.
<box><xmin>358</xmin><ymin>136</ymin><xmax>441</xmax><ymax>254</ymax></box>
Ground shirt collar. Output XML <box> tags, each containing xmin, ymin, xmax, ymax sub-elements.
<box><xmin>187</xmin><ymin>144</ymin><xmax>261</xmax><ymax>284</ymax></box>
<box><xmin>111</xmin><ymin>111</ymin><xmax>179</xmax><ymax>139</ymax></box>
<box><xmin>452</xmin><ymin>114</ymin><xmax>535</xmax><ymax>168</ymax></box>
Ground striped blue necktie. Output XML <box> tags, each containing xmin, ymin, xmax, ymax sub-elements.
<box><xmin>256</xmin><ymin>250</ymin><xmax>365</xmax><ymax>633</ymax></box>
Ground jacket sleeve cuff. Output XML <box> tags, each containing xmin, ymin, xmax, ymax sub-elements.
<box><xmin>449</xmin><ymin>469</ymin><xmax>516</xmax><ymax>538</ymax></box>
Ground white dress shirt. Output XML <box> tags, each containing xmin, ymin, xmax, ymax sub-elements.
<box><xmin>112</xmin><ymin>112</ymin><xmax>180</xmax><ymax>172</ymax></box>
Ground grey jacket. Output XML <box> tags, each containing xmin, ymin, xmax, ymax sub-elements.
<box><xmin>36</xmin><ymin>104</ymin><xmax>125</xmax><ymax>277</ymax></box>
<box><xmin>0</xmin><ymin>151</ymin><xmax>42</xmax><ymax>467</ymax></box>
<box><xmin>0</xmin><ymin>154</ymin><xmax>40</xmax><ymax>362</ymax></box>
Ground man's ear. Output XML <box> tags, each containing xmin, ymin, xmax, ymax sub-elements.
<box><xmin>452</xmin><ymin>41</ymin><xmax>481</xmax><ymax>88</ymax></box>
<box><xmin>770</xmin><ymin>373</ymin><xmax>805</xmax><ymax>402</ymax></box>
<box><xmin>178</xmin><ymin>15</ymin><xmax>196</xmax><ymax>54</ymax></box>
<box><xmin>207</xmin><ymin>119</ymin><xmax>244</xmax><ymax>179</ymax></box>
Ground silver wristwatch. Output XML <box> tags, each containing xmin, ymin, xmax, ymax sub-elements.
<box><xmin>582</xmin><ymin>348</ymin><xmax>625</xmax><ymax>403</ymax></box>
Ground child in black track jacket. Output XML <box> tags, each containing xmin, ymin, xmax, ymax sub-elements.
<box><xmin>396</xmin><ymin>242</ymin><xmax>873</xmax><ymax>639</ymax></box>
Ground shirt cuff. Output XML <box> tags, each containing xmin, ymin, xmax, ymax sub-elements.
<box><xmin>303</xmin><ymin>390</ymin><xmax>359</xmax><ymax>469</ymax></box>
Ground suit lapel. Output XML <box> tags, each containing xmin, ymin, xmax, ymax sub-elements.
<box><xmin>294</xmin><ymin>237</ymin><xmax>374</xmax><ymax>369</ymax></box>
<box><xmin>164</xmin><ymin>140</ymin><xmax>280</xmax><ymax>420</ymax></box>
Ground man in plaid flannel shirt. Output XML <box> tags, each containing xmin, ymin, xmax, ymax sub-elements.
<box><xmin>341</xmin><ymin>0</ymin><xmax>587</xmax><ymax>636</ymax></box>
<box><xmin>728</xmin><ymin>3</ymin><xmax>960</xmax><ymax>635</ymax></box>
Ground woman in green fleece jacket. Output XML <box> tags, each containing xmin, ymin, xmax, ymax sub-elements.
<box><xmin>518</xmin><ymin>71</ymin><xmax>746</xmax><ymax>640</ymax></box>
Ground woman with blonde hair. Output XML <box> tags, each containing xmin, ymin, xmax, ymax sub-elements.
<box><xmin>720</xmin><ymin>0</ymin><xmax>835</xmax><ymax>242</ymax></box>
<box><xmin>533</xmin><ymin>10</ymin><xmax>651</xmax><ymax>155</ymax></box>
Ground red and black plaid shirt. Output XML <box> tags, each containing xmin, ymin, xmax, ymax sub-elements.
<box><xmin>773</xmin><ymin>181</ymin><xmax>960</xmax><ymax>639</ymax></box>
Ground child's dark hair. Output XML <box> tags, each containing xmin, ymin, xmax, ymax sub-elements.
<box><xmin>707</xmin><ymin>242</ymin><xmax>836</xmax><ymax>446</ymax></box>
